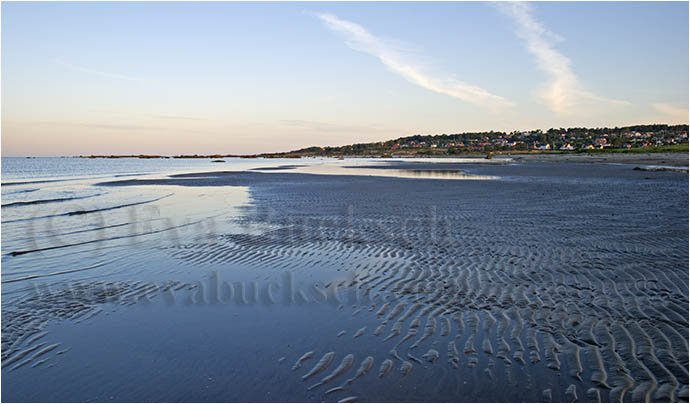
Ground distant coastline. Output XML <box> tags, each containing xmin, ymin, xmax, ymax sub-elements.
<box><xmin>72</xmin><ymin>144</ymin><xmax>689</xmax><ymax>160</ymax></box>
<box><xmin>70</xmin><ymin>123</ymin><xmax>688</xmax><ymax>160</ymax></box>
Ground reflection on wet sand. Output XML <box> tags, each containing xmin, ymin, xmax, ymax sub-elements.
<box><xmin>257</xmin><ymin>160</ymin><xmax>498</xmax><ymax>180</ymax></box>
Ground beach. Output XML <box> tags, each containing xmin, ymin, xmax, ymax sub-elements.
<box><xmin>507</xmin><ymin>152</ymin><xmax>689</xmax><ymax>167</ymax></box>
<box><xmin>1</xmin><ymin>156</ymin><xmax>688</xmax><ymax>402</ymax></box>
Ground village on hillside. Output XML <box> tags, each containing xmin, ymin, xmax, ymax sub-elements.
<box><xmin>76</xmin><ymin>124</ymin><xmax>688</xmax><ymax>159</ymax></box>
<box><xmin>297</xmin><ymin>124</ymin><xmax>689</xmax><ymax>157</ymax></box>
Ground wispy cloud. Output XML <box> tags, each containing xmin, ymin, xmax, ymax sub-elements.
<box><xmin>97</xmin><ymin>110</ymin><xmax>204</xmax><ymax>121</ymax></box>
<box><xmin>54</xmin><ymin>59</ymin><xmax>144</xmax><ymax>82</ymax></box>
<box><xmin>153</xmin><ymin>114</ymin><xmax>202</xmax><ymax>121</ymax></box>
<box><xmin>496</xmin><ymin>2</ymin><xmax>628</xmax><ymax>114</ymax></box>
<box><xmin>33</xmin><ymin>120</ymin><xmax>223</xmax><ymax>137</ymax></box>
<box><xmin>652</xmin><ymin>103</ymin><xmax>689</xmax><ymax>123</ymax></box>
<box><xmin>39</xmin><ymin>121</ymin><xmax>158</xmax><ymax>131</ymax></box>
<box><xmin>314</xmin><ymin>12</ymin><xmax>513</xmax><ymax>109</ymax></box>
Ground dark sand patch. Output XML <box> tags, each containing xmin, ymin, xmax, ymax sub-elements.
<box><xmin>509</xmin><ymin>151</ymin><xmax>688</xmax><ymax>167</ymax></box>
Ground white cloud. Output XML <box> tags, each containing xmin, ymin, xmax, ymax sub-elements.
<box><xmin>314</xmin><ymin>12</ymin><xmax>513</xmax><ymax>109</ymax></box>
<box><xmin>496</xmin><ymin>2</ymin><xmax>628</xmax><ymax>114</ymax></box>
<box><xmin>54</xmin><ymin>59</ymin><xmax>144</xmax><ymax>82</ymax></box>
<box><xmin>652</xmin><ymin>103</ymin><xmax>689</xmax><ymax>124</ymax></box>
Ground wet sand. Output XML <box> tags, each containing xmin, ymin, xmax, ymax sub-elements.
<box><xmin>505</xmin><ymin>152</ymin><xmax>688</xmax><ymax>167</ymax></box>
<box><xmin>2</xmin><ymin>160</ymin><xmax>688</xmax><ymax>402</ymax></box>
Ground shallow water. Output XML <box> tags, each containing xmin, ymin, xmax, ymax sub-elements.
<box><xmin>282</xmin><ymin>160</ymin><xmax>498</xmax><ymax>180</ymax></box>
<box><xmin>1</xmin><ymin>157</ymin><xmax>688</xmax><ymax>402</ymax></box>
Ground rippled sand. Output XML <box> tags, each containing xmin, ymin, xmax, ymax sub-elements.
<box><xmin>2</xmin><ymin>160</ymin><xmax>688</xmax><ymax>402</ymax></box>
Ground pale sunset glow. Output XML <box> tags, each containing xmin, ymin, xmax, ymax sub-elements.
<box><xmin>2</xmin><ymin>2</ymin><xmax>688</xmax><ymax>156</ymax></box>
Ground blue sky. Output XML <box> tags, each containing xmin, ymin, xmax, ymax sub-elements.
<box><xmin>2</xmin><ymin>1</ymin><xmax>688</xmax><ymax>156</ymax></box>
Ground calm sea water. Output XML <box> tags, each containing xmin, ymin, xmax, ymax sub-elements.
<box><xmin>2</xmin><ymin>156</ymin><xmax>258</xmax><ymax>181</ymax></box>
<box><xmin>1</xmin><ymin>157</ymin><xmax>308</xmax><ymax>284</ymax></box>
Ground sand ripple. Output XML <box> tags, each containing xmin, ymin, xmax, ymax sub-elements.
<box><xmin>161</xmin><ymin>168</ymin><xmax>688</xmax><ymax>402</ymax></box>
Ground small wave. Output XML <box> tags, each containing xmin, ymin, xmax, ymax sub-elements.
<box><xmin>2</xmin><ymin>174</ymin><xmax>125</xmax><ymax>187</ymax></box>
<box><xmin>5</xmin><ymin>219</ymin><xmax>171</xmax><ymax>245</ymax></box>
<box><xmin>1</xmin><ymin>262</ymin><xmax>108</xmax><ymax>284</ymax></box>
<box><xmin>1</xmin><ymin>194</ymin><xmax>173</xmax><ymax>224</ymax></box>
<box><xmin>3</xmin><ymin>188</ymin><xmax>39</xmax><ymax>195</ymax></box>
<box><xmin>66</xmin><ymin>193</ymin><xmax>171</xmax><ymax>215</ymax></box>
<box><xmin>2</xmin><ymin>179</ymin><xmax>70</xmax><ymax>187</ymax></box>
<box><xmin>2</xmin><ymin>193</ymin><xmax>105</xmax><ymax>208</ymax></box>
<box><xmin>5</xmin><ymin>213</ymin><xmax>216</xmax><ymax>257</ymax></box>
<box><xmin>113</xmin><ymin>173</ymin><xmax>150</xmax><ymax>178</ymax></box>
<box><xmin>633</xmin><ymin>165</ymin><xmax>689</xmax><ymax>173</ymax></box>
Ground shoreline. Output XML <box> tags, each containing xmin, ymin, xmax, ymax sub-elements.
<box><xmin>504</xmin><ymin>151</ymin><xmax>689</xmax><ymax>167</ymax></box>
<box><xmin>16</xmin><ymin>150</ymin><xmax>689</xmax><ymax>167</ymax></box>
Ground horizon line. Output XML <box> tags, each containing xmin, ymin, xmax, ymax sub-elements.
<box><xmin>3</xmin><ymin>122</ymin><xmax>687</xmax><ymax>158</ymax></box>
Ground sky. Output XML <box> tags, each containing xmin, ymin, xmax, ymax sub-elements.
<box><xmin>2</xmin><ymin>1</ymin><xmax>688</xmax><ymax>157</ymax></box>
